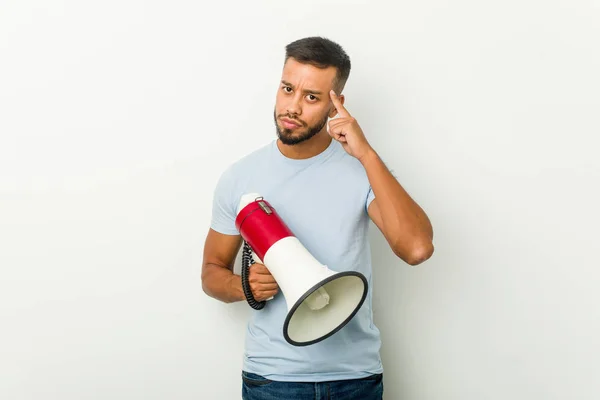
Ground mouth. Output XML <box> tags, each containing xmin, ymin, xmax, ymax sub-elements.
<box><xmin>280</xmin><ymin>117</ymin><xmax>302</xmax><ymax>129</ymax></box>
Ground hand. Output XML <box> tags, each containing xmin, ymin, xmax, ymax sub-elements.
<box><xmin>328</xmin><ymin>90</ymin><xmax>373</xmax><ymax>162</ymax></box>
<box><xmin>249</xmin><ymin>263</ymin><xmax>279</xmax><ymax>301</ymax></box>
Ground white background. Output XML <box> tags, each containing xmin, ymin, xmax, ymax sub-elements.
<box><xmin>1</xmin><ymin>1</ymin><xmax>599</xmax><ymax>399</ymax></box>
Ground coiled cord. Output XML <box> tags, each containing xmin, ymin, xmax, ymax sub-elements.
<box><xmin>241</xmin><ymin>241</ymin><xmax>266</xmax><ymax>310</ymax></box>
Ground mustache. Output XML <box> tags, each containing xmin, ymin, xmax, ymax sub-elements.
<box><xmin>277</xmin><ymin>114</ymin><xmax>307</xmax><ymax>127</ymax></box>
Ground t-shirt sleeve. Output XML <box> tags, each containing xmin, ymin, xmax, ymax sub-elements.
<box><xmin>366</xmin><ymin>186</ymin><xmax>376</xmax><ymax>211</ymax></box>
<box><xmin>210</xmin><ymin>167</ymin><xmax>240</xmax><ymax>235</ymax></box>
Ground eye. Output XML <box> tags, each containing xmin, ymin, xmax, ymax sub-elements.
<box><xmin>282</xmin><ymin>86</ymin><xmax>293</xmax><ymax>93</ymax></box>
<box><xmin>307</xmin><ymin>94</ymin><xmax>318</xmax><ymax>102</ymax></box>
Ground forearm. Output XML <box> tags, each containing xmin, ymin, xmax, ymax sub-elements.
<box><xmin>360</xmin><ymin>148</ymin><xmax>433</xmax><ymax>247</ymax></box>
<box><xmin>201</xmin><ymin>263</ymin><xmax>245</xmax><ymax>303</ymax></box>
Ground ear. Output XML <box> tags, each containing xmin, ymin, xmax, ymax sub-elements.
<box><xmin>328</xmin><ymin>94</ymin><xmax>345</xmax><ymax>118</ymax></box>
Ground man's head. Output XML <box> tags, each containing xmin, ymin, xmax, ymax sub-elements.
<box><xmin>274</xmin><ymin>37</ymin><xmax>351</xmax><ymax>146</ymax></box>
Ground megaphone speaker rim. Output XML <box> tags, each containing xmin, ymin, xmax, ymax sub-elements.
<box><xmin>283</xmin><ymin>270</ymin><xmax>368</xmax><ymax>347</ymax></box>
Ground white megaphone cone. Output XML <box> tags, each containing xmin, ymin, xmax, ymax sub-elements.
<box><xmin>236</xmin><ymin>193</ymin><xmax>368</xmax><ymax>346</ymax></box>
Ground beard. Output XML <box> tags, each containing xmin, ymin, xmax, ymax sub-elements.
<box><xmin>274</xmin><ymin>109</ymin><xmax>329</xmax><ymax>145</ymax></box>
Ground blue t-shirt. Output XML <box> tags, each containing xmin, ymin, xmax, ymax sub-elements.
<box><xmin>210</xmin><ymin>138</ymin><xmax>383</xmax><ymax>382</ymax></box>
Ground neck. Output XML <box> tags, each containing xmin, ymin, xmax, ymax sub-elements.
<box><xmin>277</xmin><ymin>131</ymin><xmax>332</xmax><ymax>160</ymax></box>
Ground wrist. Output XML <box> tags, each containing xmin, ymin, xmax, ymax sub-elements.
<box><xmin>228</xmin><ymin>274</ymin><xmax>245</xmax><ymax>302</ymax></box>
<box><xmin>358</xmin><ymin>146</ymin><xmax>378</xmax><ymax>166</ymax></box>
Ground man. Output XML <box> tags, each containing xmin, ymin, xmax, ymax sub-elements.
<box><xmin>202</xmin><ymin>36</ymin><xmax>434</xmax><ymax>399</ymax></box>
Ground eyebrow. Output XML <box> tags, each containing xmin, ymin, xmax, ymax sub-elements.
<box><xmin>281</xmin><ymin>80</ymin><xmax>323</xmax><ymax>95</ymax></box>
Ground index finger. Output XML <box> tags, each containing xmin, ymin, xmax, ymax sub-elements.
<box><xmin>329</xmin><ymin>90</ymin><xmax>351</xmax><ymax>118</ymax></box>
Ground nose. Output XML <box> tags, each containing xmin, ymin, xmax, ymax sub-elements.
<box><xmin>286</xmin><ymin>94</ymin><xmax>302</xmax><ymax>116</ymax></box>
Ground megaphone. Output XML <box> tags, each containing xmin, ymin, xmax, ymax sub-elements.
<box><xmin>235</xmin><ymin>193</ymin><xmax>368</xmax><ymax>346</ymax></box>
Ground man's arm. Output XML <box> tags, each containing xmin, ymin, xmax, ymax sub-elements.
<box><xmin>201</xmin><ymin>228</ymin><xmax>279</xmax><ymax>303</ymax></box>
<box><xmin>201</xmin><ymin>229</ymin><xmax>245</xmax><ymax>303</ymax></box>
<box><xmin>362</xmin><ymin>150</ymin><xmax>434</xmax><ymax>265</ymax></box>
<box><xmin>327</xmin><ymin>89</ymin><xmax>434</xmax><ymax>265</ymax></box>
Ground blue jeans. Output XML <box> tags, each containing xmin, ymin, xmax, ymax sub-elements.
<box><xmin>241</xmin><ymin>371</ymin><xmax>384</xmax><ymax>400</ymax></box>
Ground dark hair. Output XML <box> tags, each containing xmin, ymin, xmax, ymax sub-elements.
<box><xmin>285</xmin><ymin>36</ymin><xmax>351</xmax><ymax>91</ymax></box>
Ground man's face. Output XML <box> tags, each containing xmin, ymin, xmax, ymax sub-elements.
<box><xmin>274</xmin><ymin>58</ymin><xmax>339</xmax><ymax>145</ymax></box>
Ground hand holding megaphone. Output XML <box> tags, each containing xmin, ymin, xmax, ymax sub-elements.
<box><xmin>248</xmin><ymin>262</ymin><xmax>279</xmax><ymax>302</ymax></box>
